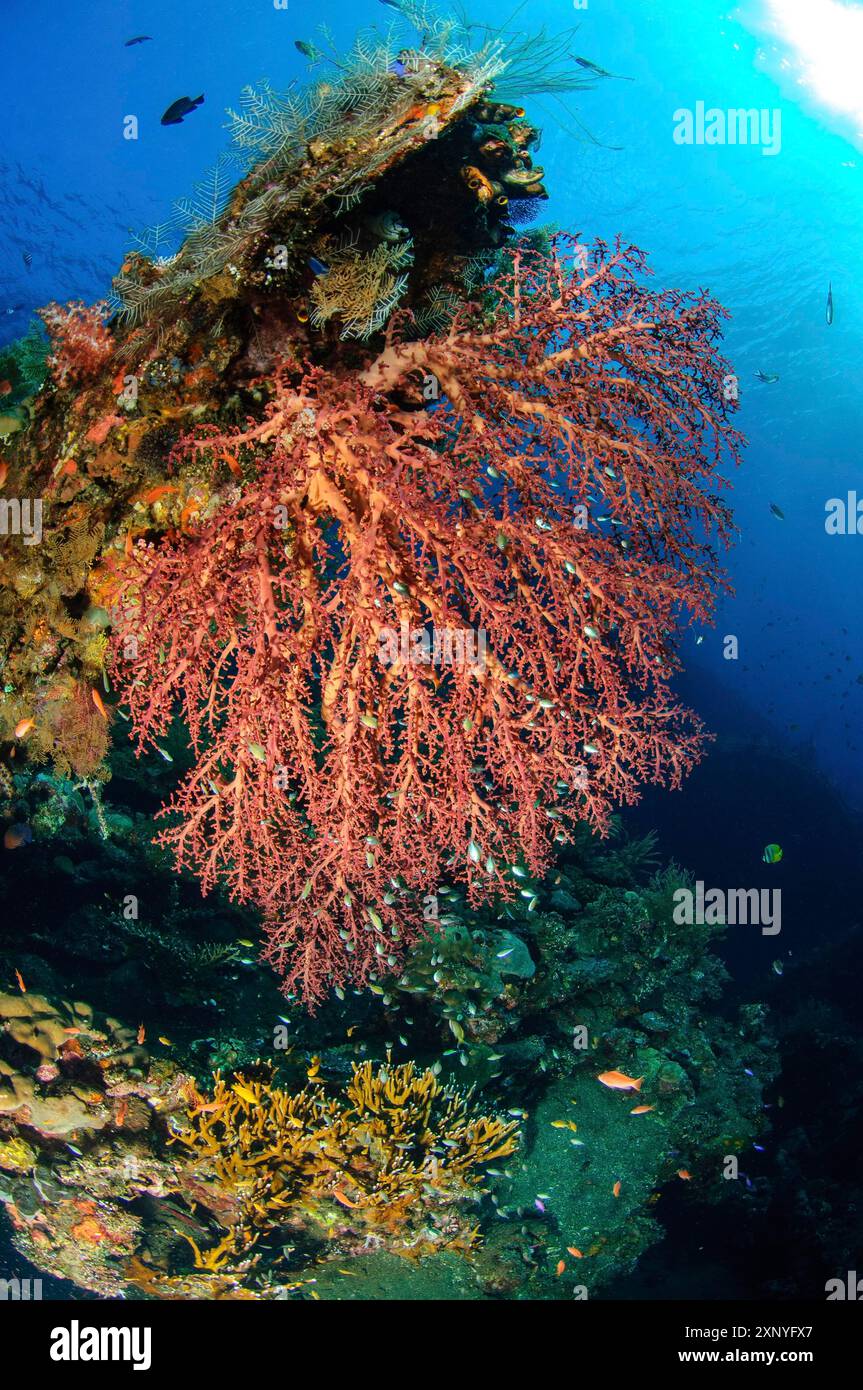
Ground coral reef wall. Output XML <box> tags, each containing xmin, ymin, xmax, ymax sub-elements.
<box><xmin>1</xmin><ymin>19</ymin><xmax>741</xmax><ymax>1006</ymax></box>
<box><xmin>0</xmin><ymin>8</ymin><xmax>764</xmax><ymax>1304</ymax></box>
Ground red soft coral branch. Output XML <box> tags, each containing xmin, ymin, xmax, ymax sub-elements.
<box><xmin>109</xmin><ymin>235</ymin><xmax>743</xmax><ymax>1006</ymax></box>
<box><xmin>38</xmin><ymin>300</ymin><xmax>114</xmax><ymax>388</ymax></box>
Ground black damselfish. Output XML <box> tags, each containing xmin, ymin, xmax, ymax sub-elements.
<box><xmin>161</xmin><ymin>94</ymin><xmax>205</xmax><ymax>126</ymax></box>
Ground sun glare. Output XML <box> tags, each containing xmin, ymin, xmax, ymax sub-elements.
<box><xmin>761</xmin><ymin>0</ymin><xmax>863</xmax><ymax>131</ymax></box>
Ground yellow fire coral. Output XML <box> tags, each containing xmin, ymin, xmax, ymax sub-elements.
<box><xmin>175</xmin><ymin>1057</ymin><xmax>519</xmax><ymax>1269</ymax></box>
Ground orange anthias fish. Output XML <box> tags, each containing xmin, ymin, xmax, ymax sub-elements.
<box><xmin>567</xmin><ymin>1246</ymin><xmax>584</xmax><ymax>1259</ymax></box>
<box><xmin>140</xmin><ymin>484</ymin><xmax>179</xmax><ymax>505</ymax></box>
<box><xmin>14</xmin><ymin>968</ymin><xmax>26</xmax><ymax>993</ymax></box>
<box><xmin>91</xmin><ymin>688</ymin><xmax>110</xmax><ymax>720</ymax></box>
<box><xmin>677</xmin><ymin>1169</ymin><xmax>693</xmax><ymax>1181</ymax></box>
<box><xmin>597</xmin><ymin>1070</ymin><xmax>644</xmax><ymax>1092</ymax></box>
<box><xmin>179</xmin><ymin>499</ymin><xmax>203</xmax><ymax>532</ymax></box>
<box><xmin>136</xmin><ymin>1023</ymin><xmax>146</xmax><ymax>1045</ymax></box>
<box><xmin>188</xmin><ymin>1098</ymin><xmax>224</xmax><ymax>1118</ymax></box>
<box><xmin>332</xmin><ymin>1188</ymin><xmax>361</xmax><ymax>1209</ymax></box>
<box><xmin>630</xmin><ymin>1104</ymin><xmax>654</xmax><ymax>1115</ymax></box>
<box><xmin>612</xmin><ymin>1180</ymin><xmax>621</xmax><ymax>1198</ymax></box>
<box><xmin>14</xmin><ymin>717</ymin><xmax>34</xmax><ymax>738</ymax></box>
<box><xmin>555</xmin><ymin>1260</ymin><xmax>566</xmax><ymax>1276</ymax></box>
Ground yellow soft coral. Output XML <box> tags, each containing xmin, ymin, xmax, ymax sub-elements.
<box><xmin>310</xmin><ymin>239</ymin><xmax>413</xmax><ymax>339</ymax></box>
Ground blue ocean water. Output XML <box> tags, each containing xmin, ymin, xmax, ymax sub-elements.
<box><xmin>1</xmin><ymin>0</ymin><xmax>861</xmax><ymax>1312</ymax></box>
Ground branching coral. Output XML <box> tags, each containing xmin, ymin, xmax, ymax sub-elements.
<box><xmin>37</xmin><ymin>301</ymin><xmax>114</xmax><ymax>388</ymax></box>
<box><xmin>107</xmin><ymin>234</ymin><xmax>741</xmax><ymax>1005</ymax></box>
<box><xmin>175</xmin><ymin>1058</ymin><xmax>519</xmax><ymax>1266</ymax></box>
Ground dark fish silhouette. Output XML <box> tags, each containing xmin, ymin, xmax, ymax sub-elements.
<box><xmin>125</xmin><ymin>35</ymin><xmax>153</xmax><ymax>47</ymax></box>
<box><xmin>161</xmin><ymin>94</ymin><xmax>205</xmax><ymax>126</ymax></box>
<box><xmin>295</xmin><ymin>39</ymin><xmax>345</xmax><ymax>71</ymax></box>
<box><xmin>769</xmin><ymin>502</ymin><xmax>785</xmax><ymax>520</ymax></box>
<box><xmin>576</xmin><ymin>57</ymin><xmax>611</xmax><ymax>76</ymax></box>
<box><xmin>22</xmin><ymin>251</ymin><xmax>32</xmax><ymax>269</ymax></box>
<box><xmin>575</xmin><ymin>56</ymin><xmax>633</xmax><ymax>80</ymax></box>
<box><xmin>826</xmin><ymin>282</ymin><xmax>834</xmax><ymax>325</ymax></box>
<box><xmin>756</xmin><ymin>370</ymin><xmax>779</xmax><ymax>384</ymax></box>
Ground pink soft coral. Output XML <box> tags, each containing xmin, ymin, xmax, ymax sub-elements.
<box><xmin>39</xmin><ymin>300</ymin><xmax>114</xmax><ymax>388</ymax></box>
<box><xmin>109</xmin><ymin>236</ymin><xmax>743</xmax><ymax>1006</ymax></box>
